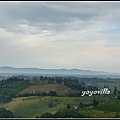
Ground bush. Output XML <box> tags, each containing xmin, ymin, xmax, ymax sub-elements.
<box><xmin>0</xmin><ymin>108</ymin><xmax>14</xmax><ymax>118</ymax></box>
<box><xmin>117</xmin><ymin>96</ymin><xmax>120</xmax><ymax>100</ymax></box>
<box><xmin>40</xmin><ymin>112</ymin><xmax>53</xmax><ymax>118</ymax></box>
<box><xmin>53</xmin><ymin>108</ymin><xmax>85</xmax><ymax>118</ymax></box>
<box><xmin>48</xmin><ymin>90</ymin><xmax>57</xmax><ymax>96</ymax></box>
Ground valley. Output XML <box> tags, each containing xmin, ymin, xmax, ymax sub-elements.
<box><xmin>0</xmin><ymin>74</ymin><xmax>120</xmax><ymax>118</ymax></box>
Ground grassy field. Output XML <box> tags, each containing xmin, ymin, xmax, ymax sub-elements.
<box><xmin>80</xmin><ymin>110</ymin><xmax>117</xmax><ymax>118</ymax></box>
<box><xmin>1</xmin><ymin>96</ymin><xmax>86</xmax><ymax>118</ymax></box>
<box><xmin>95</xmin><ymin>100</ymin><xmax>120</xmax><ymax>112</ymax></box>
<box><xmin>1</xmin><ymin>94</ymin><xmax>118</xmax><ymax>118</ymax></box>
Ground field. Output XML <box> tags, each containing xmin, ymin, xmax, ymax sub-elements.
<box><xmin>19</xmin><ymin>84</ymin><xmax>71</xmax><ymax>95</ymax></box>
<box><xmin>1</xmin><ymin>94</ymin><xmax>119</xmax><ymax>118</ymax></box>
<box><xmin>1</xmin><ymin>96</ymin><xmax>81</xmax><ymax>118</ymax></box>
<box><xmin>80</xmin><ymin>110</ymin><xmax>116</xmax><ymax>118</ymax></box>
<box><xmin>95</xmin><ymin>100</ymin><xmax>120</xmax><ymax>112</ymax></box>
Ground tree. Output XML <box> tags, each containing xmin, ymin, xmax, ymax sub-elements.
<box><xmin>114</xmin><ymin>86</ymin><xmax>117</xmax><ymax>95</ymax></box>
<box><xmin>40</xmin><ymin>76</ymin><xmax>43</xmax><ymax>80</ymax></box>
<box><xmin>44</xmin><ymin>76</ymin><xmax>48</xmax><ymax>80</ymax></box>
<box><xmin>117</xmin><ymin>96</ymin><xmax>120</xmax><ymax>100</ymax></box>
<box><xmin>48</xmin><ymin>91</ymin><xmax>57</xmax><ymax>96</ymax></box>
<box><xmin>93</xmin><ymin>97</ymin><xmax>99</xmax><ymax>107</ymax></box>
<box><xmin>0</xmin><ymin>108</ymin><xmax>14</xmax><ymax>118</ymax></box>
<box><xmin>66</xmin><ymin>104</ymin><xmax>71</xmax><ymax>109</ymax></box>
<box><xmin>116</xmin><ymin>112</ymin><xmax>119</xmax><ymax>118</ymax></box>
<box><xmin>79</xmin><ymin>102</ymin><xmax>84</xmax><ymax>108</ymax></box>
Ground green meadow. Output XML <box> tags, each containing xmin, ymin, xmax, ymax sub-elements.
<box><xmin>1</xmin><ymin>94</ymin><xmax>119</xmax><ymax>118</ymax></box>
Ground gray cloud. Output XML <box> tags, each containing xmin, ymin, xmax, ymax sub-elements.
<box><xmin>0</xmin><ymin>2</ymin><xmax>120</xmax><ymax>73</ymax></box>
<box><xmin>0</xmin><ymin>2</ymin><xmax>112</xmax><ymax>32</ymax></box>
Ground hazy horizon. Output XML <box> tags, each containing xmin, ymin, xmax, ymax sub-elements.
<box><xmin>0</xmin><ymin>2</ymin><xmax>120</xmax><ymax>73</ymax></box>
<box><xmin>0</xmin><ymin>65</ymin><xmax>117</xmax><ymax>74</ymax></box>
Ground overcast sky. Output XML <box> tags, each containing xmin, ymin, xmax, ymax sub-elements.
<box><xmin>0</xmin><ymin>1</ymin><xmax>120</xmax><ymax>73</ymax></box>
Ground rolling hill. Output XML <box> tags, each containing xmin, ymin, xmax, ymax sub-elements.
<box><xmin>19</xmin><ymin>84</ymin><xmax>71</xmax><ymax>95</ymax></box>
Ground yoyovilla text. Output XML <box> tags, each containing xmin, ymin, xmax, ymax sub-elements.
<box><xmin>81</xmin><ymin>88</ymin><xmax>110</xmax><ymax>96</ymax></box>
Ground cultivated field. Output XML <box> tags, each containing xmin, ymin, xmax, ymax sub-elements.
<box><xmin>19</xmin><ymin>84</ymin><xmax>71</xmax><ymax>95</ymax></box>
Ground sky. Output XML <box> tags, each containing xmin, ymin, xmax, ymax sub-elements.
<box><xmin>0</xmin><ymin>1</ymin><xmax>120</xmax><ymax>73</ymax></box>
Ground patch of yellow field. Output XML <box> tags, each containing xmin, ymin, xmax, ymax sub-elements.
<box><xmin>19</xmin><ymin>84</ymin><xmax>70</xmax><ymax>95</ymax></box>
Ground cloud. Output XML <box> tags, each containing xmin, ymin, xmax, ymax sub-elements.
<box><xmin>0</xmin><ymin>2</ymin><xmax>120</xmax><ymax>73</ymax></box>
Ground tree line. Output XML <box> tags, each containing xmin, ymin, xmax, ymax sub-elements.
<box><xmin>0</xmin><ymin>77</ymin><xmax>32</xmax><ymax>104</ymax></box>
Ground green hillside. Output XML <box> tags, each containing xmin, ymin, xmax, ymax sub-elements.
<box><xmin>0</xmin><ymin>76</ymin><xmax>120</xmax><ymax>118</ymax></box>
<box><xmin>1</xmin><ymin>95</ymin><xmax>119</xmax><ymax>118</ymax></box>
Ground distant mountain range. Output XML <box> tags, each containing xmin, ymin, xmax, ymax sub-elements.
<box><xmin>0</xmin><ymin>66</ymin><xmax>113</xmax><ymax>75</ymax></box>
